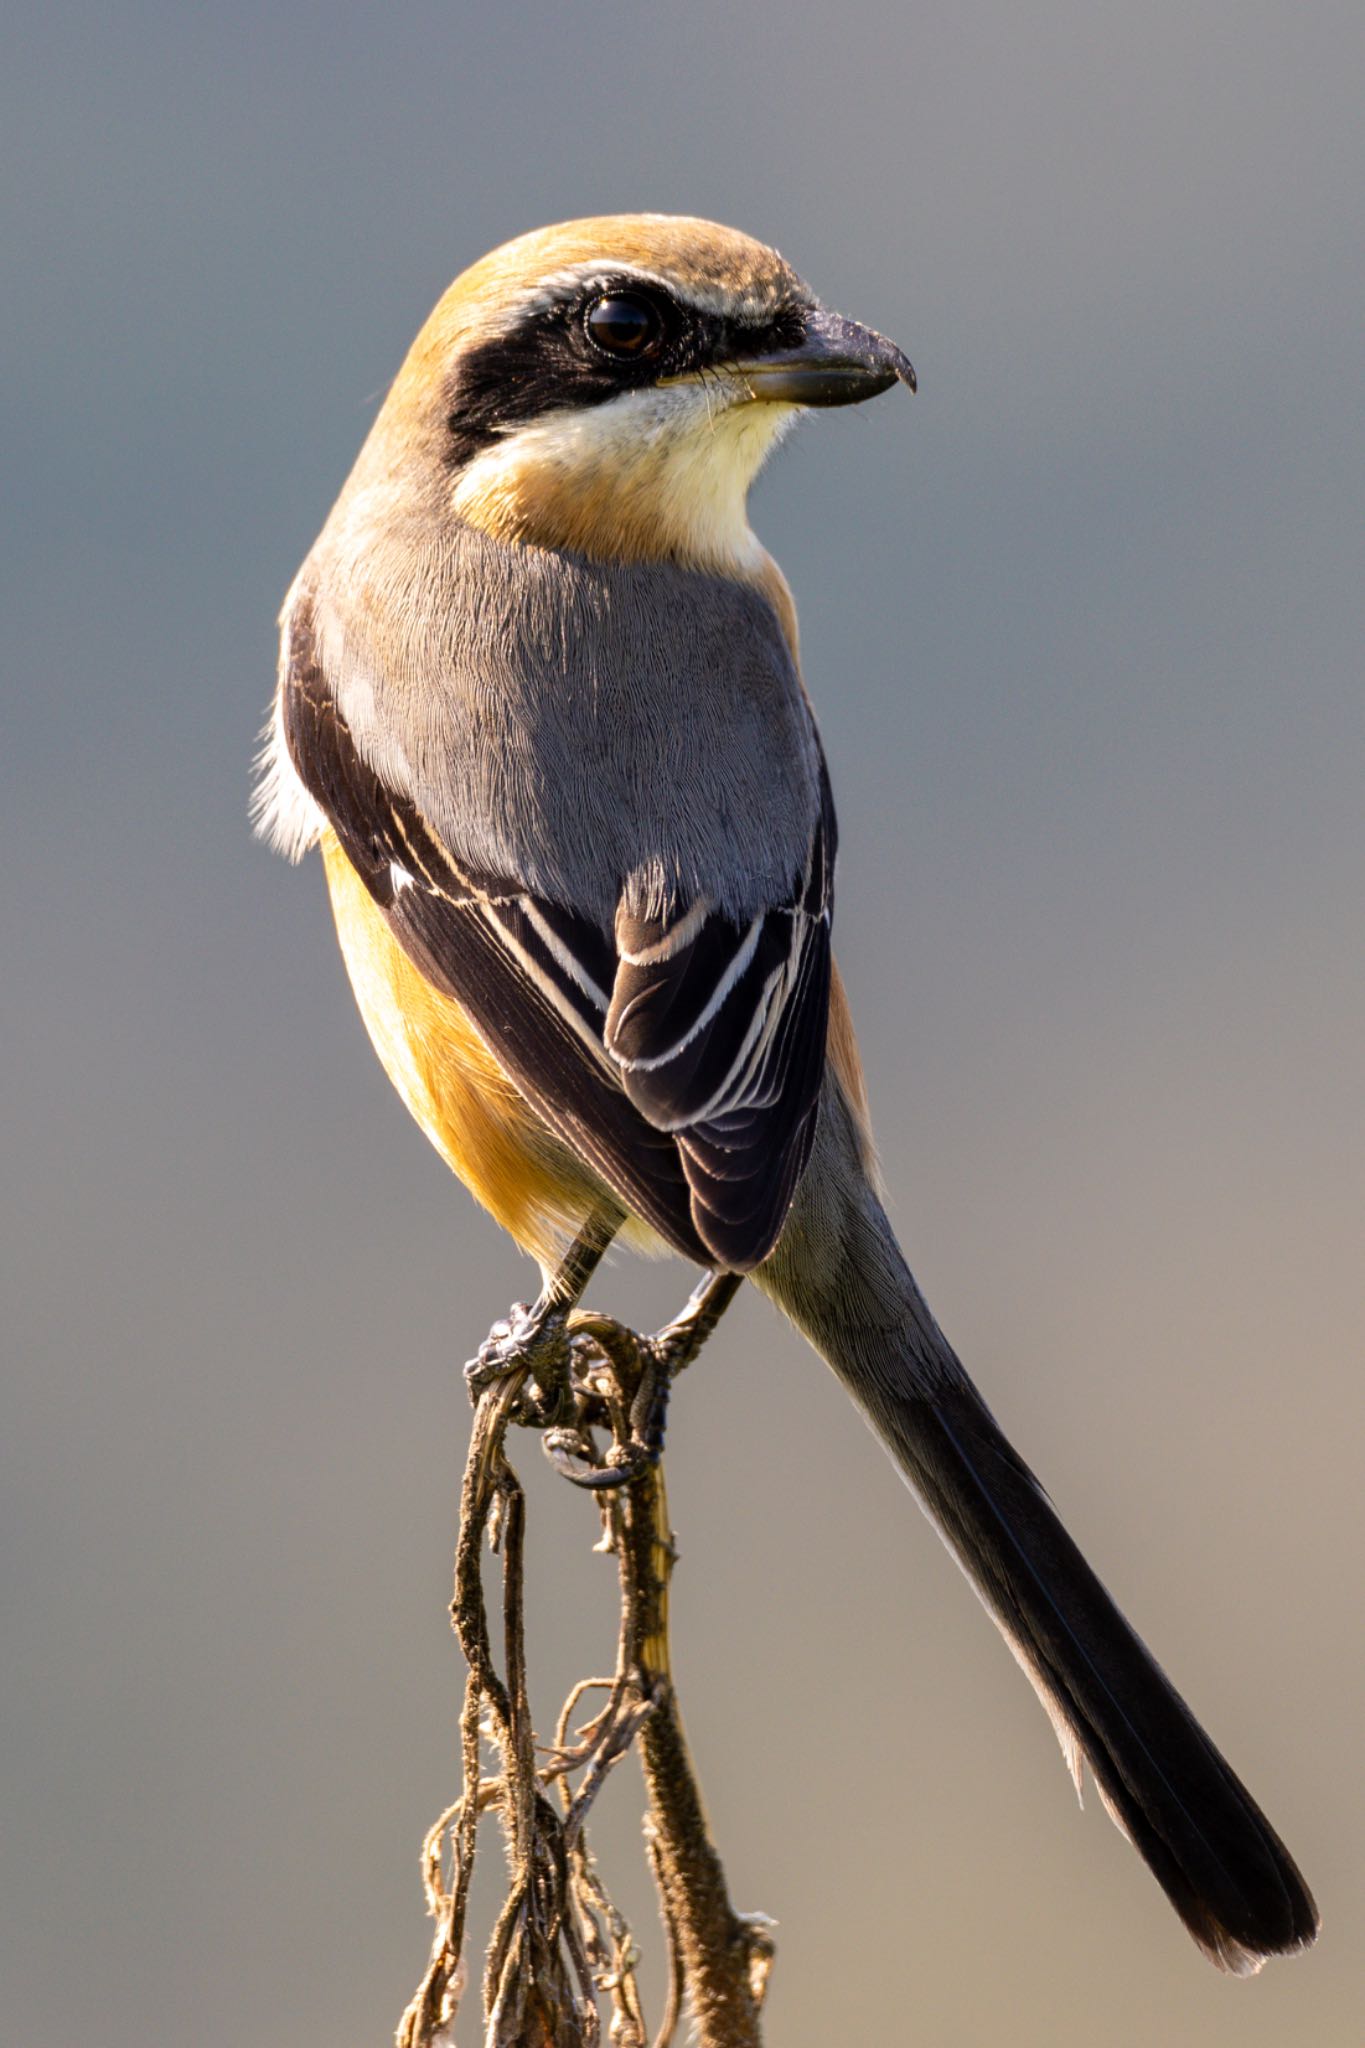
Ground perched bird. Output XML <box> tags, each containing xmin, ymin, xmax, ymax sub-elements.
<box><xmin>256</xmin><ymin>214</ymin><xmax>1317</xmax><ymax>1972</ymax></box>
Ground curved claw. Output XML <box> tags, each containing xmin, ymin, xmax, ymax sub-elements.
<box><xmin>543</xmin><ymin>1427</ymin><xmax>658</xmax><ymax>1492</ymax></box>
<box><xmin>541</xmin><ymin>1338</ymin><xmax>672</xmax><ymax>1488</ymax></box>
<box><xmin>491</xmin><ymin>1264</ymin><xmax>741</xmax><ymax>1487</ymax></box>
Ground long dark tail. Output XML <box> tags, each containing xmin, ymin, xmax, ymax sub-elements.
<box><xmin>759</xmin><ymin>1116</ymin><xmax>1319</xmax><ymax>1972</ymax></box>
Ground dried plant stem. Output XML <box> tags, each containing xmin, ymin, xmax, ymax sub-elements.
<box><xmin>617</xmin><ymin>1458</ymin><xmax>773</xmax><ymax>2047</ymax></box>
<box><xmin>395</xmin><ymin>1257</ymin><xmax>770</xmax><ymax>2048</ymax></box>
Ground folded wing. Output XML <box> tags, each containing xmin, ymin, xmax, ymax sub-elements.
<box><xmin>282</xmin><ymin>597</ymin><xmax>833</xmax><ymax>1269</ymax></box>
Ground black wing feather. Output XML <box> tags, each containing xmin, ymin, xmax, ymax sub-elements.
<box><xmin>283</xmin><ymin>597</ymin><xmax>833</xmax><ymax>1270</ymax></box>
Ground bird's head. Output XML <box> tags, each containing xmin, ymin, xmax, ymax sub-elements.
<box><xmin>351</xmin><ymin>214</ymin><xmax>915</xmax><ymax>574</ymax></box>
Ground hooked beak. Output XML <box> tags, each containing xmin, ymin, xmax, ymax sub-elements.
<box><xmin>731</xmin><ymin>307</ymin><xmax>917</xmax><ymax>407</ymax></box>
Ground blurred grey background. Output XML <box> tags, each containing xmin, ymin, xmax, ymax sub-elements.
<box><xmin>4</xmin><ymin>3</ymin><xmax>1362</xmax><ymax>2042</ymax></box>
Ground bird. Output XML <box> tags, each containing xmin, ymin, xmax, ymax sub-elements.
<box><xmin>255</xmin><ymin>212</ymin><xmax>1318</xmax><ymax>1973</ymax></box>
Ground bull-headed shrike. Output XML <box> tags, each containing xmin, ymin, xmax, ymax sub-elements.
<box><xmin>257</xmin><ymin>214</ymin><xmax>1317</xmax><ymax>1972</ymax></box>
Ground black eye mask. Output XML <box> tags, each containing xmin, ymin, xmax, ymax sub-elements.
<box><xmin>444</xmin><ymin>278</ymin><xmax>809</xmax><ymax>470</ymax></box>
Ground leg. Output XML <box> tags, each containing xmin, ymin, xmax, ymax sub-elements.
<box><xmin>654</xmin><ymin>1268</ymin><xmax>744</xmax><ymax>1376</ymax></box>
<box><xmin>464</xmin><ymin>1209</ymin><xmax>620</xmax><ymax>1421</ymax></box>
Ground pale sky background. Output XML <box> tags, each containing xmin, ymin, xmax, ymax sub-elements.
<box><xmin>4</xmin><ymin>4</ymin><xmax>1363</xmax><ymax>2043</ymax></box>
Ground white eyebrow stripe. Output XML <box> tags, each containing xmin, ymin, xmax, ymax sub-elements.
<box><xmin>504</xmin><ymin>259</ymin><xmax>796</xmax><ymax>327</ymax></box>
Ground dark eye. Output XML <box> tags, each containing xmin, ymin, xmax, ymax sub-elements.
<box><xmin>584</xmin><ymin>293</ymin><xmax>665</xmax><ymax>360</ymax></box>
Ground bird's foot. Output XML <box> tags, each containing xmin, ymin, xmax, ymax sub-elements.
<box><xmin>463</xmin><ymin>1211</ymin><xmax>621</xmax><ymax>1425</ymax></box>
<box><xmin>542</xmin><ymin>1270</ymin><xmax>742</xmax><ymax>1490</ymax></box>
<box><xmin>464</xmin><ymin>1297</ymin><xmax>573</xmax><ymax>1426</ymax></box>
<box><xmin>543</xmin><ymin>1318</ymin><xmax>665</xmax><ymax>1490</ymax></box>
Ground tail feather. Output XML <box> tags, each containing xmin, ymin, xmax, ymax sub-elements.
<box><xmin>908</xmin><ymin>1381</ymin><xmax>1317</xmax><ymax>1972</ymax></box>
<box><xmin>760</xmin><ymin>1118</ymin><xmax>1319</xmax><ymax>1971</ymax></box>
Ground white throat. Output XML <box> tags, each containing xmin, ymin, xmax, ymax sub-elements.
<box><xmin>449</xmin><ymin>381</ymin><xmax>800</xmax><ymax>571</ymax></box>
